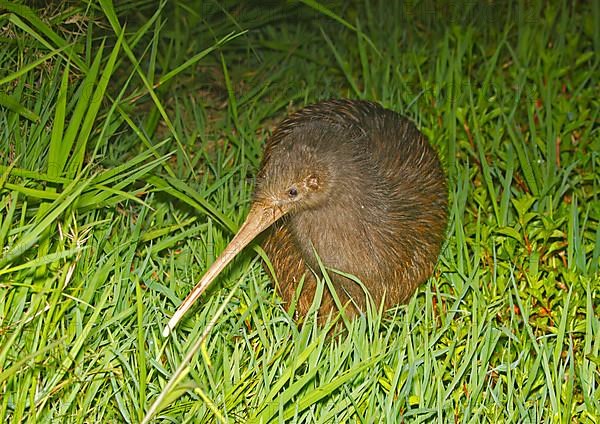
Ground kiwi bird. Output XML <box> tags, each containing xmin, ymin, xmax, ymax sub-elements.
<box><xmin>163</xmin><ymin>99</ymin><xmax>447</xmax><ymax>337</ymax></box>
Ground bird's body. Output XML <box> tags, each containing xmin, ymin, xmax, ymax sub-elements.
<box><xmin>163</xmin><ymin>99</ymin><xmax>447</xmax><ymax>336</ymax></box>
<box><xmin>258</xmin><ymin>100</ymin><xmax>447</xmax><ymax>319</ymax></box>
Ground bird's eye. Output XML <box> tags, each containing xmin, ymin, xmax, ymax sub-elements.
<box><xmin>288</xmin><ymin>187</ymin><xmax>298</xmax><ymax>198</ymax></box>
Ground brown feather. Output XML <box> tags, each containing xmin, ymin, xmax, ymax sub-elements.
<box><xmin>258</xmin><ymin>99</ymin><xmax>447</xmax><ymax>320</ymax></box>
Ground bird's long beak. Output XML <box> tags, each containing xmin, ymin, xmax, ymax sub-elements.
<box><xmin>162</xmin><ymin>203</ymin><xmax>287</xmax><ymax>337</ymax></box>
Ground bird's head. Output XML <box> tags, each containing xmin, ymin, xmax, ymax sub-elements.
<box><xmin>162</xmin><ymin>124</ymin><xmax>338</xmax><ymax>336</ymax></box>
<box><xmin>253</xmin><ymin>128</ymin><xmax>336</xmax><ymax>214</ymax></box>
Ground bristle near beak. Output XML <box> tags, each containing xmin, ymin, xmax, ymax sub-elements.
<box><xmin>162</xmin><ymin>204</ymin><xmax>287</xmax><ymax>337</ymax></box>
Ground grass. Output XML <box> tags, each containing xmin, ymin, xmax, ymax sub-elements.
<box><xmin>0</xmin><ymin>0</ymin><xmax>598</xmax><ymax>422</ymax></box>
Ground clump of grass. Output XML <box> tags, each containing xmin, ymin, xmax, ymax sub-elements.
<box><xmin>1</xmin><ymin>0</ymin><xmax>598</xmax><ymax>422</ymax></box>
